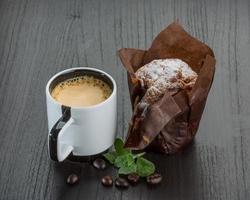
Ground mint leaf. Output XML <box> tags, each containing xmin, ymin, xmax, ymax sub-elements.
<box><xmin>133</xmin><ymin>152</ymin><xmax>145</xmax><ymax>159</ymax></box>
<box><xmin>136</xmin><ymin>157</ymin><xmax>155</xmax><ymax>177</ymax></box>
<box><xmin>118</xmin><ymin>163</ymin><xmax>137</xmax><ymax>175</ymax></box>
<box><xmin>103</xmin><ymin>138</ymin><xmax>157</xmax><ymax>178</ymax></box>
<box><xmin>114</xmin><ymin>138</ymin><xmax>124</xmax><ymax>155</ymax></box>
<box><xmin>114</xmin><ymin>138</ymin><xmax>131</xmax><ymax>155</ymax></box>
<box><xmin>103</xmin><ymin>151</ymin><xmax>117</xmax><ymax>164</ymax></box>
<box><xmin>114</xmin><ymin>154</ymin><xmax>134</xmax><ymax>168</ymax></box>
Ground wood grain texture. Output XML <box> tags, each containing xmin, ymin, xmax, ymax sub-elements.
<box><xmin>0</xmin><ymin>0</ymin><xmax>249</xmax><ymax>199</ymax></box>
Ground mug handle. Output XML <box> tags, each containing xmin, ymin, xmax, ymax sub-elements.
<box><xmin>49</xmin><ymin>107</ymin><xmax>74</xmax><ymax>162</ymax></box>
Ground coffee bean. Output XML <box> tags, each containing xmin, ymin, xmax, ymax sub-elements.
<box><xmin>127</xmin><ymin>173</ymin><xmax>140</xmax><ymax>184</ymax></box>
<box><xmin>146</xmin><ymin>173</ymin><xmax>162</xmax><ymax>185</ymax></box>
<box><xmin>93</xmin><ymin>158</ymin><xmax>106</xmax><ymax>169</ymax></box>
<box><xmin>115</xmin><ymin>177</ymin><xmax>129</xmax><ymax>189</ymax></box>
<box><xmin>101</xmin><ymin>175</ymin><xmax>113</xmax><ymax>187</ymax></box>
<box><xmin>67</xmin><ymin>174</ymin><xmax>79</xmax><ymax>185</ymax></box>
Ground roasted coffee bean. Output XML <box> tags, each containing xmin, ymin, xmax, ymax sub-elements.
<box><xmin>127</xmin><ymin>173</ymin><xmax>140</xmax><ymax>184</ymax></box>
<box><xmin>93</xmin><ymin>158</ymin><xmax>106</xmax><ymax>169</ymax></box>
<box><xmin>101</xmin><ymin>175</ymin><xmax>113</xmax><ymax>187</ymax></box>
<box><xmin>67</xmin><ymin>174</ymin><xmax>79</xmax><ymax>185</ymax></box>
<box><xmin>115</xmin><ymin>177</ymin><xmax>129</xmax><ymax>189</ymax></box>
<box><xmin>146</xmin><ymin>173</ymin><xmax>162</xmax><ymax>185</ymax></box>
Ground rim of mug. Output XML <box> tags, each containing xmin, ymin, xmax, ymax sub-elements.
<box><xmin>46</xmin><ymin>67</ymin><xmax>117</xmax><ymax>110</ymax></box>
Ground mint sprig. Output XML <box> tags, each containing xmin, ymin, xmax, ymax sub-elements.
<box><xmin>103</xmin><ymin>138</ymin><xmax>155</xmax><ymax>177</ymax></box>
<box><xmin>114</xmin><ymin>154</ymin><xmax>134</xmax><ymax>168</ymax></box>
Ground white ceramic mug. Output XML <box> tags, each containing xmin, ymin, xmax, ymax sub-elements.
<box><xmin>46</xmin><ymin>67</ymin><xmax>117</xmax><ymax>162</ymax></box>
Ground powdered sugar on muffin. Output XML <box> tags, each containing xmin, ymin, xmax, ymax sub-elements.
<box><xmin>135</xmin><ymin>58</ymin><xmax>198</xmax><ymax>103</ymax></box>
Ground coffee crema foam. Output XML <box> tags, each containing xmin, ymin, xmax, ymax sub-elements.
<box><xmin>51</xmin><ymin>75</ymin><xmax>112</xmax><ymax>107</ymax></box>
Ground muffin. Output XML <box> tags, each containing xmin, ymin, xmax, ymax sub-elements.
<box><xmin>135</xmin><ymin>58</ymin><xmax>198</xmax><ymax>104</ymax></box>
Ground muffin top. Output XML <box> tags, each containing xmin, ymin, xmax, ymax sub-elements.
<box><xmin>135</xmin><ymin>58</ymin><xmax>198</xmax><ymax>103</ymax></box>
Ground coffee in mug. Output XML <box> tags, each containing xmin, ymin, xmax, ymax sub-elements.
<box><xmin>51</xmin><ymin>76</ymin><xmax>112</xmax><ymax>107</ymax></box>
<box><xmin>46</xmin><ymin>67</ymin><xmax>117</xmax><ymax>162</ymax></box>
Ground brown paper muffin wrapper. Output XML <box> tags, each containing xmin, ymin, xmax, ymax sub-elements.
<box><xmin>118</xmin><ymin>22</ymin><xmax>216</xmax><ymax>154</ymax></box>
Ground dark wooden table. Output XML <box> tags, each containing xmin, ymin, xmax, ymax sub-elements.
<box><xmin>0</xmin><ymin>0</ymin><xmax>250</xmax><ymax>199</ymax></box>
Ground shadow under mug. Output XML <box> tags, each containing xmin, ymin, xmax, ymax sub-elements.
<box><xmin>46</xmin><ymin>67</ymin><xmax>117</xmax><ymax>162</ymax></box>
